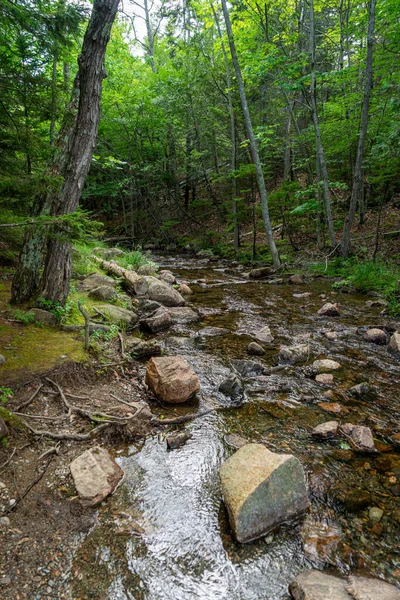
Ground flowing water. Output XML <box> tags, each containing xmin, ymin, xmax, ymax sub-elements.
<box><xmin>70</xmin><ymin>255</ymin><xmax>400</xmax><ymax>599</ymax></box>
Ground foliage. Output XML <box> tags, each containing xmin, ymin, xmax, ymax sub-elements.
<box><xmin>0</xmin><ymin>387</ymin><xmax>13</xmax><ymax>405</ymax></box>
<box><xmin>13</xmin><ymin>309</ymin><xmax>36</xmax><ymax>324</ymax></box>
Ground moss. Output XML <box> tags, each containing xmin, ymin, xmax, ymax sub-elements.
<box><xmin>0</xmin><ymin>406</ymin><xmax>26</xmax><ymax>430</ymax></box>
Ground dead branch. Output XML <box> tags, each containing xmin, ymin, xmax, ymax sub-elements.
<box><xmin>78</xmin><ymin>302</ymin><xmax>90</xmax><ymax>350</ymax></box>
<box><xmin>24</xmin><ymin>421</ymin><xmax>112</xmax><ymax>441</ymax></box>
<box><xmin>39</xmin><ymin>443</ymin><xmax>61</xmax><ymax>461</ymax></box>
<box><xmin>15</xmin><ymin>384</ymin><xmax>44</xmax><ymax>412</ymax></box>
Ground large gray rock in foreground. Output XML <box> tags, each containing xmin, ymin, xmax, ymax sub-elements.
<box><xmin>220</xmin><ymin>443</ymin><xmax>309</xmax><ymax>543</ymax></box>
<box><xmin>70</xmin><ymin>447</ymin><xmax>124</xmax><ymax>506</ymax></box>
<box><xmin>134</xmin><ymin>276</ymin><xmax>185</xmax><ymax>307</ymax></box>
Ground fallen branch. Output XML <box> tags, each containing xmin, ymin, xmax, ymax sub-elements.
<box><xmin>15</xmin><ymin>384</ymin><xmax>44</xmax><ymax>412</ymax></box>
<box><xmin>92</xmin><ymin>256</ymin><xmax>140</xmax><ymax>291</ymax></box>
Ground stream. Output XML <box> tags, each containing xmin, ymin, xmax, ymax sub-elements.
<box><xmin>70</xmin><ymin>255</ymin><xmax>400</xmax><ymax>599</ymax></box>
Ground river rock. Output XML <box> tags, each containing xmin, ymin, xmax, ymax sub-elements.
<box><xmin>346</xmin><ymin>575</ymin><xmax>400</xmax><ymax>600</ymax></box>
<box><xmin>315</xmin><ymin>373</ymin><xmax>334</xmax><ymax>384</ymax></box>
<box><xmin>179</xmin><ymin>283</ymin><xmax>193</xmax><ymax>295</ymax></box>
<box><xmin>0</xmin><ymin>354</ymin><xmax>6</xmax><ymax>365</ymax></box>
<box><xmin>167</xmin><ymin>306</ymin><xmax>199</xmax><ymax>324</ymax></box>
<box><xmin>140</xmin><ymin>308</ymin><xmax>172</xmax><ymax>333</ymax></box>
<box><xmin>134</xmin><ymin>276</ymin><xmax>185</xmax><ymax>307</ymax></box>
<box><xmin>130</xmin><ymin>339</ymin><xmax>162</xmax><ymax>358</ymax></box>
<box><xmin>290</xmin><ymin>274</ymin><xmax>305</xmax><ymax>285</ymax></box>
<box><xmin>145</xmin><ymin>356</ymin><xmax>200</xmax><ymax>403</ymax></box>
<box><xmin>366</xmin><ymin>299</ymin><xmax>388</xmax><ymax>308</ymax></box>
<box><xmin>300</xmin><ymin>517</ymin><xmax>342</xmax><ymax>564</ymax></box>
<box><xmin>341</xmin><ymin>424</ymin><xmax>377</xmax><ymax>453</ymax></box>
<box><xmin>388</xmin><ymin>332</ymin><xmax>400</xmax><ymax>356</ymax></box>
<box><xmin>138</xmin><ymin>299</ymin><xmax>162</xmax><ymax>316</ymax></box>
<box><xmin>268</xmin><ymin>278</ymin><xmax>284</xmax><ymax>284</ymax></box>
<box><xmin>224</xmin><ymin>433</ymin><xmax>248</xmax><ymax>449</ymax></box>
<box><xmin>294</xmin><ymin>292</ymin><xmax>312</xmax><ymax>298</ymax></box>
<box><xmin>95</xmin><ymin>304</ymin><xmax>138</xmax><ymax>328</ymax></box>
<box><xmin>364</xmin><ymin>328</ymin><xmax>387</xmax><ymax>345</ymax></box>
<box><xmin>312</xmin><ymin>421</ymin><xmax>339</xmax><ymax>440</ymax></box>
<box><xmin>69</xmin><ymin>447</ymin><xmax>124</xmax><ymax>506</ymax></box>
<box><xmin>317</xmin><ymin>303</ymin><xmax>340</xmax><ymax>317</ymax></box>
<box><xmin>219</xmin><ymin>443</ymin><xmax>309</xmax><ymax>543</ymax></box>
<box><xmin>81</xmin><ymin>273</ymin><xmax>116</xmax><ymax>291</ymax></box>
<box><xmin>369</xmin><ymin>507</ymin><xmax>383</xmax><ymax>522</ymax></box>
<box><xmin>137</xmin><ymin>264</ymin><xmax>157</xmax><ymax>276</ymax></box>
<box><xmin>318</xmin><ymin>402</ymin><xmax>346</xmax><ymax>415</ymax></box>
<box><xmin>88</xmin><ymin>285</ymin><xmax>117</xmax><ymax>301</ymax></box>
<box><xmin>247</xmin><ymin>342</ymin><xmax>265</xmax><ymax>356</ymax></box>
<box><xmin>196</xmin><ymin>326</ymin><xmax>229</xmax><ymax>337</ymax></box>
<box><xmin>158</xmin><ymin>270</ymin><xmax>176</xmax><ymax>284</ymax></box>
<box><xmin>255</xmin><ymin>326</ymin><xmax>274</xmax><ymax>344</ymax></box>
<box><xmin>279</xmin><ymin>344</ymin><xmax>310</xmax><ymax>365</ymax></box>
<box><xmin>249</xmin><ymin>266</ymin><xmax>273</xmax><ymax>279</ymax></box>
<box><xmin>289</xmin><ymin>570</ymin><xmax>351</xmax><ymax>600</ymax></box>
<box><xmin>232</xmin><ymin>359</ymin><xmax>264</xmax><ymax>377</ymax></box>
<box><xmin>324</xmin><ymin>331</ymin><xmax>338</xmax><ymax>340</ymax></box>
<box><xmin>166</xmin><ymin>430</ymin><xmax>191</xmax><ymax>450</ymax></box>
<box><xmin>348</xmin><ymin>382</ymin><xmax>370</xmax><ymax>397</ymax></box>
<box><xmin>313</xmin><ymin>359</ymin><xmax>341</xmax><ymax>372</ymax></box>
<box><xmin>0</xmin><ymin>417</ymin><xmax>9</xmax><ymax>440</ymax></box>
<box><xmin>219</xmin><ymin>374</ymin><xmax>243</xmax><ymax>399</ymax></box>
<box><xmin>29</xmin><ymin>308</ymin><xmax>57</xmax><ymax>326</ymax></box>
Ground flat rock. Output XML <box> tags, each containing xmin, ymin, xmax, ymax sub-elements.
<box><xmin>134</xmin><ymin>276</ymin><xmax>185</xmax><ymax>307</ymax></box>
<box><xmin>268</xmin><ymin>278</ymin><xmax>284</xmax><ymax>284</ymax></box>
<box><xmin>140</xmin><ymin>308</ymin><xmax>172</xmax><ymax>333</ymax></box>
<box><xmin>69</xmin><ymin>447</ymin><xmax>124</xmax><ymax>506</ymax></box>
<box><xmin>388</xmin><ymin>332</ymin><xmax>400</xmax><ymax>356</ymax></box>
<box><xmin>255</xmin><ymin>325</ymin><xmax>274</xmax><ymax>344</ymax></box>
<box><xmin>293</xmin><ymin>292</ymin><xmax>312</xmax><ymax>298</ymax></box>
<box><xmin>318</xmin><ymin>402</ymin><xmax>347</xmax><ymax>415</ymax></box>
<box><xmin>130</xmin><ymin>339</ymin><xmax>162</xmax><ymax>358</ymax></box>
<box><xmin>289</xmin><ymin>570</ymin><xmax>351</xmax><ymax>600</ymax></box>
<box><xmin>346</xmin><ymin>575</ymin><xmax>400</xmax><ymax>600</ymax></box>
<box><xmin>247</xmin><ymin>342</ymin><xmax>265</xmax><ymax>356</ymax></box>
<box><xmin>220</xmin><ymin>443</ymin><xmax>309</xmax><ymax>543</ymax></box>
<box><xmin>232</xmin><ymin>359</ymin><xmax>264</xmax><ymax>377</ymax></box>
<box><xmin>279</xmin><ymin>344</ymin><xmax>311</xmax><ymax>365</ymax></box>
<box><xmin>88</xmin><ymin>285</ymin><xmax>117</xmax><ymax>301</ymax></box>
<box><xmin>341</xmin><ymin>424</ymin><xmax>377</xmax><ymax>453</ymax></box>
<box><xmin>167</xmin><ymin>306</ymin><xmax>199</xmax><ymax>324</ymax></box>
<box><xmin>315</xmin><ymin>373</ymin><xmax>334</xmax><ymax>384</ymax></box>
<box><xmin>317</xmin><ymin>302</ymin><xmax>340</xmax><ymax>317</ymax></box>
<box><xmin>249</xmin><ymin>266</ymin><xmax>273</xmax><ymax>279</ymax></box>
<box><xmin>313</xmin><ymin>359</ymin><xmax>341</xmax><ymax>372</ymax></box>
<box><xmin>312</xmin><ymin>421</ymin><xmax>339</xmax><ymax>439</ymax></box>
<box><xmin>95</xmin><ymin>304</ymin><xmax>137</xmax><ymax>328</ymax></box>
<box><xmin>81</xmin><ymin>273</ymin><xmax>116</xmax><ymax>291</ymax></box>
<box><xmin>196</xmin><ymin>326</ymin><xmax>229</xmax><ymax>337</ymax></box>
<box><xmin>224</xmin><ymin>433</ymin><xmax>248</xmax><ymax>449</ymax></box>
<box><xmin>0</xmin><ymin>417</ymin><xmax>9</xmax><ymax>440</ymax></box>
<box><xmin>145</xmin><ymin>356</ymin><xmax>200</xmax><ymax>403</ymax></box>
<box><xmin>364</xmin><ymin>328</ymin><xmax>387</xmax><ymax>345</ymax></box>
<box><xmin>29</xmin><ymin>308</ymin><xmax>57</xmax><ymax>326</ymax></box>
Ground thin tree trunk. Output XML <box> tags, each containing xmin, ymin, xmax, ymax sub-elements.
<box><xmin>50</xmin><ymin>48</ymin><xmax>58</xmax><ymax>146</ymax></box>
<box><xmin>309</xmin><ymin>0</ymin><xmax>336</xmax><ymax>248</ymax></box>
<box><xmin>143</xmin><ymin>0</ymin><xmax>156</xmax><ymax>72</ymax></box>
<box><xmin>283</xmin><ymin>105</ymin><xmax>292</xmax><ymax>181</ymax></box>
<box><xmin>220</xmin><ymin>0</ymin><xmax>280</xmax><ymax>267</ymax></box>
<box><xmin>341</xmin><ymin>0</ymin><xmax>376</xmax><ymax>257</ymax></box>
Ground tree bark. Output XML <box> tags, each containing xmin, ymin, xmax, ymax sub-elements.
<box><xmin>220</xmin><ymin>0</ymin><xmax>280</xmax><ymax>267</ymax></box>
<box><xmin>341</xmin><ymin>0</ymin><xmax>376</xmax><ymax>257</ymax></box>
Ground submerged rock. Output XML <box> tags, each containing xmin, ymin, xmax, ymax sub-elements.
<box><xmin>317</xmin><ymin>302</ymin><xmax>340</xmax><ymax>317</ymax></box>
<box><xmin>293</xmin><ymin>292</ymin><xmax>312</xmax><ymax>298</ymax></box>
<box><xmin>134</xmin><ymin>276</ymin><xmax>185</xmax><ymax>307</ymax></box>
<box><xmin>289</xmin><ymin>570</ymin><xmax>350</xmax><ymax>600</ymax></box>
<box><xmin>255</xmin><ymin>325</ymin><xmax>274</xmax><ymax>344</ymax></box>
<box><xmin>69</xmin><ymin>447</ymin><xmax>124</xmax><ymax>506</ymax></box>
<box><xmin>279</xmin><ymin>344</ymin><xmax>310</xmax><ymax>365</ymax></box>
<box><xmin>196</xmin><ymin>326</ymin><xmax>229</xmax><ymax>337</ymax></box>
<box><xmin>224</xmin><ymin>433</ymin><xmax>247</xmax><ymax>449</ymax></box>
<box><xmin>219</xmin><ymin>374</ymin><xmax>243</xmax><ymax>399</ymax></box>
<box><xmin>341</xmin><ymin>424</ymin><xmax>377</xmax><ymax>453</ymax></box>
<box><xmin>166</xmin><ymin>430</ymin><xmax>191</xmax><ymax>449</ymax></box>
<box><xmin>318</xmin><ymin>402</ymin><xmax>347</xmax><ymax>415</ymax></box>
<box><xmin>300</xmin><ymin>517</ymin><xmax>342</xmax><ymax>564</ymax></box>
<box><xmin>220</xmin><ymin>443</ymin><xmax>309</xmax><ymax>543</ymax></box>
<box><xmin>145</xmin><ymin>356</ymin><xmax>200</xmax><ymax>403</ymax></box>
<box><xmin>312</xmin><ymin>421</ymin><xmax>339</xmax><ymax>440</ymax></box>
<box><xmin>247</xmin><ymin>342</ymin><xmax>265</xmax><ymax>356</ymax></box>
<box><xmin>364</xmin><ymin>328</ymin><xmax>387</xmax><ymax>345</ymax></box>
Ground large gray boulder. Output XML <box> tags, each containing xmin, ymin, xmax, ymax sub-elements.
<box><xmin>81</xmin><ymin>273</ymin><xmax>116</xmax><ymax>291</ymax></box>
<box><xmin>145</xmin><ymin>356</ymin><xmax>200</xmax><ymax>403</ymax></box>
<box><xmin>95</xmin><ymin>304</ymin><xmax>138</xmax><ymax>328</ymax></box>
<box><xmin>134</xmin><ymin>276</ymin><xmax>185</xmax><ymax>307</ymax></box>
<box><xmin>289</xmin><ymin>570</ymin><xmax>351</xmax><ymax>600</ymax></box>
<box><xmin>29</xmin><ymin>308</ymin><xmax>57</xmax><ymax>326</ymax></box>
<box><xmin>220</xmin><ymin>443</ymin><xmax>309</xmax><ymax>543</ymax></box>
<box><xmin>70</xmin><ymin>447</ymin><xmax>124</xmax><ymax>506</ymax></box>
<box><xmin>158</xmin><ymin>269</ymin><xmax>176</xmax><ymax>284</ymax></box>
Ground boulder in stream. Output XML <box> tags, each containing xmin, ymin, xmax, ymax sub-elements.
<box><xmin>231</xmin><ymin>359</ymin><xmax>265</xmax><ymax>377</ymax></box>
<box><xmin>130</xmin><ymin>339</ymin><xmax>162</xmax><ymax>358</ymax></box>
<box><xmin>158</xmin><ymin>269</ymin><xmax>176</xmax><ymax>284</ymax></box>
<box><xmin>341</xmin><ymin>424</ymin><xmax>377</xmax><ymax>453</ymax></box>
<box><xmin>69</xmin><ymin>447</ymin><xmax>124</xmax><ymax>506</ymax></box>
<box><xmin>279</xmin><ymin>344</ymin><xmax>311</xmax><ymax>365</ymax></box>
<box><xmin>255</xmin><ymin>325</ymin><xmax>274</xmax><ymax>344</ymax></box>
<box><xmin>137</xmin><ymin>264</ymin><xmax>157</xmax><ymax>276</ymax></box>
<box><xmin>167</xmin><ymin>306</ymin><xmax>199</xmax><ymax>324</ymax></box>
<box><xmin>220</xmin><ymin>443</ymin><xmax>309</xmax><ymax>543</ymax></box>
<box><xmin>248</xmin><ymin>266</ymin><xmax>273</xmax><ymax>279</ymax></box>
<box><xmin>247</xmin><ymin>342</ymin><xmax>265</xmax><ymax>356</ymax></box>
<box><xmin>317</xmin><ymin>302</ymin><xmax>340</xmax><ymax>317</ymax></box>
<box><xmin>140</xmin><ymin>308</ymin><xmax>172</xmax><ymax>333</ymax></box>
<box><xmin>134</xmin><ymin>276</ymin><xmax>185</xmax><ymax>307</ymax></box>
<box><xmin>312</xmin><ymin>421</ymin><xmax>339</xmax><ymax>440</ymax></box>
<box><xmin>289</xmin><ymin>274</ymin><xmax>305</xmax><ymax>285</ymax></box>
<box><xmin>348</xmin><ymin>382</ymin><xmax>370</xmax><ymax>397</ymax></box>
<box><xmin>145</xmin><ymin>356</ymin><xmax>200</xmax><ymax>403</ymax></box>
<box><xmin>178</xmin><ymin>283</ymin><xmax>193</xmax><ymax>295</ymax></box>
<box><xmin>313</xmin><ymin>359</ymin><xmax>341</xmax><ymax>372</ymax></box>
<box><xmin>166</xmin><ymin>430</ymin><xmax>191</xmax><ymax>449</ymax></box>
<box><xmin>219</xmin><ymin>374</ymin><xmax>243</xmax><ymax>399</ymax></box>
<box><xmin>346</xmin><ymin>575</ymin><xmax>400</xmax><ymax>600</ymax></box>
<box><xmin>289</xmin><ymin>570</ymin><xmax>351</xmax><ymax>600</ymax></box>
<box><xmin>364</xmin><ymin>328</ymin><xmax>387</xmax><ymax>345</ymax></box>
<box><xmin>388</xmin><ymin>331</ymin><xmax>400</xmax><ymax>357</ymax></box>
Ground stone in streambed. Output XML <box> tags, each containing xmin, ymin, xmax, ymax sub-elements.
<box><xmin>346</xmin><ymin>575</ymin><xmax>400</xmax><ymax>600</ymax></box>
<box><xmin>219</xmin><ymin>374</ymin><xmax>243</xmax><ymax>399</ymax></box>
<box><xmin>247</xmin><ymin>342</ymin><xmax>265</xmax><ymax>356</ymax></box>
<box><xmin>249</xmin><ymin>266</ymin><xmax>273</xmax><ymax>279</ymax></box>
<box><xmin>348</xmin><ymin>382</ymin><xmax>370</xmax><ymax>397</ymax></box>
<box><xmin>279</xmin><ymin>344</ymin><xmax>310</xmax><ymax>365</ymax></box>
<box><xmin>289</xmin><ymin>274</ymin><xmax>305</xmax><ymax>285</ymax></box>
<box><xmin>255</xmin><ymin>326</ymin><xmax>274</xmax><ymax>344</ymax></box>
<box><xmin>158</xmin><ymin>270</ymin><xmax>176</xmax><ymax>284</ymax></box>
<box><xmin>140</xmin><ymin>308</ymin><xmax>172</xmax><ymax>333</ymax></box>
<box><xmin>289</xmin><ymin>570</ymin><xmax>351</xmax><ymax>600</ymax></box>
<box><xmin>219</xmin><ymin>443</ymin><xmax>309</xmax><ymax>543</ymax></box>
<box><xmin>388</xmin><ymin>331</ymin><xmax>400</xmax><ymax>357</ymax></box>
<box><xmin>318</xmin><ymin>402</ymin><xmax>347</xmax><ymax>415</ymax></box>
<box><xmin>178</xmin><ymin>283</ymin><xmax>193</xmax><ymax>295</ymax></box>
<box><xmin>231</xmin><ymin>360</ymin><xmax>264</xmax><ymax>377</ymax></box>
<box><xmin>130</xmin><ymin>339</ymin><xmax>162</xmax><ymax>358</ymax></box>
<box><xmin>312</xmin><ymin>421</ymin><xmax>339</xmax><ymax>440</ymax></box>
<box><xmin>317</xmin><ymin>302</ymin><xmax>340</xmax><ymax>317</ymax></box>
<box><xmin>315</xmin><ymin>373</ymin><xmax>334</xmax><ymax>384</ymax></box>
<box><xmin>369</xmin><ymin>507</ymin><xmax>383</xmax><ymax>522</ymax></box>
<box><xmin>167</xmin><ymin>306</ymin><xmax>199</xmax><ymax>324</ymax></box>
<box><xmin>313</xmin><ymin>359</ymin><xmax>341</xmax><ymax>372</ymax></box>
<box><xmin>364</xmin><ymin>328</ymin><xmax>387</xmax><ymax>345</ymax></box>
<box><xmin>300</xmin><ymin>517</ymin><xmax>342</xmax><ymax>564</ymax></box>
<box><xmin>166</xmin><ymin>430</ymin><xmax>191</xmax><ymax>449</ymax></box>
<box><xmin>137</xmin><ymin>264</ymin><xmax>157</xmax><ymax>276</ymax></box>
<box><xmin>134</xmin><ymin>276</ymin><xmax>185</xmax><ymax>307</ymax></box>
<box><xmin>69</xmin><ymin>447</ymin><xmax>124</xmax><ymax>506</ymax></box>
<box><xmin>145</xmin><ymin>356</ymin><xmax>200</xmax><ymax>404</ymax></box>
<box><xmin>341</xmin><ymin>424</ymin><xmax>377</xmax><ymax>453</ymax></box>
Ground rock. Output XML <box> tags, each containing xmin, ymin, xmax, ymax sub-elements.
<box><xmin>293</xmin><ymin>292</ymin><xmax>312</xmax><ymax>298</ymax></box>
<box><xmin>255</xmin><ymin>325</ymin><xmax>274</xmax><ymax>344</ymax></box>
<box><xmin>158</xmin><ymin>270</ymin><xmax>176</xmax><ymax>284</ymax></box>
<box><xmin>145</xmin><ymin>356</ymin><xmax>200</xmax><ymax>403</ymax></box>
<box><xmin>138</xmin><ymin>299</ymin><xmax>162</xmax><ymax>316</ymax></box>
<box><xmin>166</xmin><ymin>431</ymin><xmax>191</xmax><ymax>449</ymax></box>
<box><xmin>224</xmin><ymin>433</ymin><xmax>247</xmax><ymax>449</ymax></box>
<box><xmin>364</xmin><ymin>328</ymin><xmax>387</xmax><ymax>345</ymax></box>
<box><xmin>231</xmin><ymin>359</ymin><xmax>264</xmax><ymax>377</ymax></box>
<box><xmin>0</xmin><ymin>354</ymin><xmax>6</xmax><ymax>365</ymax></box>
<box><xmin>341</xmin><ymin>424</ymin><xmax>377</xmax><ymax>453</ymax></box>
<box><xmin>249</xmin><ymin>266</ymin><xmax>273</xmax><ymax>279</ymax></box>
<box><xmin>137</xmin><ymin>264</ymin><xmax>157</xmax><ymax>276</ymax></box>
<box><xmin>388</xmin><ymin>332</ymin><xmax>400</xmax><ymax>356</ymax></box>
<box><xmin>69</xmin><ymin>447</ymin><xmax>124</xmax><ymax>506</ymax></box>
<box><xmin>279</xmin><ymin>344</ymin><xmax>311</xmax><ymax>365</ymax></box>
<box><xmin>268</xmin><ymin>278</ymin><xmax>284</xmax><ymax>284</ymax></box>
<box><xmin>88</xmin><ymin>285</ymin><xmax>118</xmax><ymax>301</ymax></box>
<box><xmin>95</xmin><ymin>304</ymin><xmax>138</xmax><ymax>328</ymax></box>
<box><xmin>130</xmin><ymin>339</ymin><xmax>162</xmax><ymax>358</ymax></box>
<box><xmin>0</xmin><ymin>516</ymin><xmax>10</xmax><ymax>529</ymax></box>
<box><xmin>289</xmin><ymin>570</ymin><xmax>351</xmax><ymax>600</ymax></box>
<box><xmin>93</xmin><ymin>247</ymin><xmax>124</xmax><ymax>260</ymax></box>
<box><xmin>167</xmin><ymin>306</ymin><xmax>199</xmax><ymax>324</ymax></box>
<box><xmin>220</xmin><ymin>443</ymin><xmax>309</xmax><ymax>543</ymax></box>
<box><xmin>140</xmin><ymin>308</ymin><xmax>172</xmax><ymax>333</ymax></box>
<box><xmin>134</xmin><ymin>276</ymin><xmax>185</xmax><ymax>307</ymax></box>
<box><xmin>346</xmin><ymin>575</ymin><xmax>400</xmax><ymax>600</ymax></box>
<box><xmin>179</xmin><ymin>283</ymin><xmax>193</xmax><ymax>295</ymax></box>
<box><xmin>247</xmin><ymin>342</ymin><xmax>265</xmax><ymax>356</ymax></box>
<box><xmin>289</xmin><ymin>274</ymin><xmax>305</xmax><ymax>285</ymax></box>
<box><xmin>324</xmin><ymin>331</ymin><xmax>338</xmax><ymax>341</ymax></box>
<box><xmin>196</xmin><ymin>326</ymin><xmax>229</xmax><ymax>337</ymax></box>
<box><xmin>196</xmin><ymin>250</ymin><xmax>212</xmax><ymax>258</ymax></box>
<box><xmin>300</xmin><ymin>517</ymin><xmax>342</xmax><ymax>564</ymax></box>
<box><xmin>348</xmin><ymin>382</ymin><xmax>370</xmax><ymax>397</ymax></box>
<box><xmin>313</xmin><ymin>359</ymin><xmax>341</xmax><ymax>372</ymax></box>
<box><xmin>315</xmin><ymin>373</ymin><xmax>334</xmax><ymax>384</ymax></box>
<box><xmin>0</xmin><ymin>417</ymin><xmax>8</xmax><ymax>441</ymax></box>
<box><xmin>29</xmin><ymin>308</ymin><xmax>57</xmax><ymax>326</ymax></box>
<box><xmin>318</xmin><ymin>402</ymin><xmax>346</xmax><ymax>415</ymax></box>
<box><xmin>312</xmin><ymin>421</ymin><xmax>339</xmax><ymax>439</ymax></box>
<box><xmin>317</xmin><ymin>303</ymin><xmax>340</xmax><ymax>317</ymax></box>
<box><xmin>331</xmin><ymin>485</ymin><xmax>371</xmax><ymax>510</ymax></box>
<box><xmin>366</xmin><ymin>299</ymin><xmax>388</xmax><ymax>308</ymax></box>
<box><xmin>219</xmin><ymin>374</ymin><xmax>243</xmax><ymax>399</ymax></box>
<box><xmin>369</xmin><ymin>507</ymin><xmax>383</xmax><ymax>522</ymax></box>
<box><xmin>81</xmin><ymin>273</ymin><xmax>116</xmax><ymax>291</ymax></box>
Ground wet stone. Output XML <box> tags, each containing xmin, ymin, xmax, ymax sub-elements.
<box><xmin>318</xmin><ymin>402</ymin><xmax>347</xmax><ymax>415</ymax></box>
<box><xmin>312</xmin><ymin>421</ymin><xmax>339</xmax><ymax>440</ymax></box>
<box><xmin>313</xmin><ymin>359</ymin><xmax>341</xmax><ymax>372</ymax></box>
<box><xmin>289</xmin><ymin>570</ymin><xmax>351</xmax><ymax>600</ymax></box>
<box><xmin>145</xmin><ymin>356</ymin><xmax>200</xmax><ymax>404</ymax></box>
<box><xmin>315</xmin><ymin>373</ymin><xmax>334</xmax><ymax>384</ymax></box>
<box><xmin>388</xmin><ymin>331</ymin><xmax>400</xmax><ymax>357</ymax></box>
<box><xmin>293</xmin><ymin>292</ymin><xmax>312</xmax><ymax>299</ymax></box>
<box><xmin>195</xmin><ymin>326</ymin><xmax>229</xmax><ymax>337</ymax></box>
<box><xmin>279</xmin><ymin>344</ymin><xmax>311</xmax><ymax>365</ymax></box>
<box><xmin>364</xmin><ymin>328</ymin><xmax>387</xmax><ymax>345</ymax></box>
<box><xmin>342</xmin><ymin>424</ymin><xmax>377</xmax><ymax>453</ymax></box>
<box><xmin>178</xmin><ymin>283</ymin><xmax>193</xmax><ymax>295</ymax></box>
<box><xmin>166</xmin><ymin>430</ymin><xmax>191</xmax><ymax>450</ymax></box>
<box><xmin>348</xmin><ymin>382</ymin><xmax>370</xmax><ymax>397</ymax></box>
<box><xmin>255</xmin><ymin>325</ymin><xmax>274</xmax><ymax>344</ymax></box>
<box><xmin>224</xmin><ymin>433</ymin><xmax>247</xmax><ymax>449</ymax></box>
<box><xmin>231</xmin><ymin>359</ymin><xmax>264</xmax><ymax>377</ymax></box>
<box><xmin>140</xmin><ymin>308</ymin><xmax>172</xmax><ymax>333</ymax></box>
<box><xmin>317</xmin><ymin>302</ymin><xmax>340</xmax><ymax>317</ymax></box>
<box><xmin>347</xmin><ymin>575</ymin><xmax>400</xmax><ymax>600</ymax></box>
<box><xmin>247</xmin><ymin>342</ymin><xmax>265</xmax><ymax>356</ymax></box>
<box><xmin>369</xmin><ymin>507</ymin><xmax>384</xmax><ymax>522</ymax></box>
<box><xmin>130</xmin><ymin>339</ymin><xmax>162</xmax><ymax>358</ymax></box>
<box><xmin>219</xmin><ymin>374</ymin><xmax>243</xmax><ymax>399</ymax></box>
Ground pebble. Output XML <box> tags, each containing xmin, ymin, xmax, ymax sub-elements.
<box><xmin>0</xmin><ymin>516</ymin><xmax>10</xmax><ymax>528</ymax></box>
<box><xmin>369</xmin><ymin>507</ymin><xmax>383</xmax><ymax>522</ymax></box>
<box><xmin>9</xmin><ymin>498</ymin><xmax>16</xmax><ymax>506</ymax></box>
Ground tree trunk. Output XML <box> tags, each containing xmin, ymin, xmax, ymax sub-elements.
<box><xmin>309</xmin><ymin>0</ymin><xmax>336</xmax><ymax>248</ymax></box>
<box><xmin>220</xmin><ymin>0</ymin><xmax>280</xmax><ymax>268</ymax></box>
<box><xmin>341</xmin><ymin>0</ymin><xmax>376</xmax><ymax>257</ymax></box>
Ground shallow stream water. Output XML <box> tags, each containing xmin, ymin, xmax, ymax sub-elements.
<box><xmin>70</xmin><ymin>255</ymin><xmax>400</xmax><ymax>599</ymax></box>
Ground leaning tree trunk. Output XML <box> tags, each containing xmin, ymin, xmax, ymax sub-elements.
<box><xmin>220</xmin><ymin>0</ymin><xmax>280</xmax><ymax>268</ymax></box>
<box><xmin>37</xmin><ymin>0</ymin><xmax>120</xmax><ymax>304</ymax></box>
<box><xmin>341</xmin><ymin>0</ymin><xmax>376</xmax><ymax>257</ymax></box>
